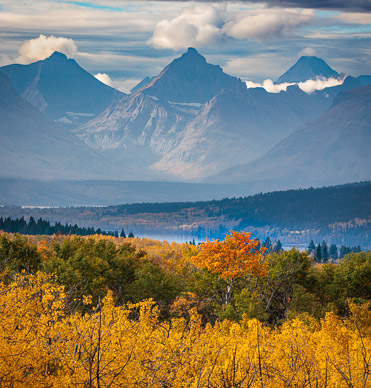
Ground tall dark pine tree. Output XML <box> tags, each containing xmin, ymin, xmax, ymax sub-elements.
<box><xmin>321</xmin><ymin>240</ymin><xmax>329</xmax><ymax>263</ymax></box>
<box><xmin>274</xmin><ymin>240</ymin><xmax>283</xmax><ymax>253</ymax></box>
<box><xmin>308</xmin><ymin>240</ymin><xmax>316</xmax><ymax>254</ymax></box>
<box><xmin>263</xmin><ymin>237</ymin><xmax>272</xmax><ymax>252</ymax></box>
<box><xmin>340</xmin><ymin>245</ymin><xmax>351</xmax><ymax>258</ymax></box>
<box><xmin>316</xmin><ymin>243</ymin><xmax>322</xmax><ymax>262</ymax></box>
<box><xmin>28</xmin><ymin>217</ymin><xmax>37</xmax><ymax>235</ymax></box>
<box><xmin>329</xmin><ymin>244</ymin><xmax>338</xmax><ymax>260</ymax></box>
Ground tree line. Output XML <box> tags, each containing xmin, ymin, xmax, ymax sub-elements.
<box><xmin>102</xmin><ymin>181</ymin><xmax>370</xmax><ymax>228</ymax></box>
<box><xmin>0</xmin><ymin>216</ymin><xmax>134</xmax><ymax>238</ymax></box>
<box><xmin>307</xmin><ymin>239</ymin><xmax>362</xmax><ymax>262</ymax></box>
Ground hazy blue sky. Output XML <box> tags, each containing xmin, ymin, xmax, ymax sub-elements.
<box><xmin>0</xmin><ymin>0</ymin><xmax>370</xmax><ymax>92</ymax></box>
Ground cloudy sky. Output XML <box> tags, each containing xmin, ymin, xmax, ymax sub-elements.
<box><xmin>0</xmin><ymin>0</ymin><xmax>370</xmax><ymax>92</ymax></box>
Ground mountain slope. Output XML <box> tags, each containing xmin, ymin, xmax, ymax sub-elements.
<box><xmin>0</xmin><ymin>71</ymin><xmax>127</xmax><ymax>180</ymax></box>
<box><xmin>151</xmin><ymin>84</ymin><xmax>325</xmax><ymax>179</ymax></box>
<box><xmin>131</xmin><ymin>76</ymin><xmax>154</xmax><ymax>92</ymax></box>
<box><xmin>0</xmin><ymin>52</ymin><xmax>123</xmax><ymax>127</ymax></box>
<box><xmin>357</xmin><ymin>75</ymin><xmax>371</xmax><ymax>86</ymax></box>
<box><xmin>277</xmin><ymin>56</ymin><xmax>338</xmax><ymax>83</ymax></box>
<box><xmin>313</xmin><ymin>76</ymin><xmax>362</xmax><ymax>109</ymax></box>
<box><xmin>75</xmin><ymin>92</ymin><xmax>198</xmax><ymax>176</ymax></box>
<box><xmin>209</xmin><ymin>85</ymin><xmax>371</xmax><ymax>187</ymax></box>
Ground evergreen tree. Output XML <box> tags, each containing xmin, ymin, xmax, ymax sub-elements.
<box><xmin>28</xmin><ymin>217</ymin><xmax>37</xmax><ymax>235</ymax></box>
<box><xmin>315</xmin><ymin>243</ymin><xmax>322</xmax><ymax>262</ymax></box>
<box><xmin>263</xmin><ymin>237</ymin><xmax>272</xmax><ymax>252</ymax></box>
<box><xmin>120</xmin><ymin>229</ymin><xmax>126</xmax><ymax>238</ymax></box>
<box><xmin>128</xmin><ymin>231</ymin><xmax>134</xmax><ymax>238</ymax></box>
<box><xmin>329</xmin><ymin>244</ymin><xmax>338</xmax><ymax>260</ymax></box>
<box><xmin>307</xmin><ymin>240</ymin><xmax>316</xmax><ymax>254</ymax></box>
<box><xmin>339</xmin><ymin>245</ymin><xmax>351</xmax><ymax>258</ymax></box>
<box><xmin>321</xmin><ymin>240</ymin><xmax>329</xmax><ymax>263</ymax></box>
<box><xmin>274</xmin><ymin>240</ymin><xmax>283</xmax><ymax>253</ymax></box>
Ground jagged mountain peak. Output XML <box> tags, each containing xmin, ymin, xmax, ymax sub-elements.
<box><xmin>43</xmin><ymin>51</ymin><xmax>79</xmax><ymax>67</ymax></box>
<box><xmin>277</xmin><ymin>55</ymin><xmax>338</xmax><ymax>83</ymax></box>
<box><xmin>140</xmin><ymin>48</ymin><xmax>242</xmax><ymax>103</ymax></box>
<box><xmin>186</xmin><ymin>47</ymin><xmax>199</xmax><ymax>54</ymax></box>
<box><xmin>46</xmin><ymin>51</ymin><xmax>68</xmax><ymax>61</ymax></box>
<box><xmin>176</xmin><ymin>47</ymin><xmax>207</xmax><ymax>63</ymax></box>
<box><xmin>0</xmin><ymin>52</ymin><xmax>123</xmax><ymax>127</ymax></box>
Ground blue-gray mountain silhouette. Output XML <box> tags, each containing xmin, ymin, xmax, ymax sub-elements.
<box><xmin>210</xmin><ymin>85</ymin><xmax>371</xmax><ymax>187</ymax></box>
<box><xmin>131</xmin><ymin>76</ymin><xmax>154</xmax><ymax>92</ymax></box>
<box><xmin>1</xmin><ymin>48</ymin><xmax>369</xmax><ymax>189</ymax></box>
<box><xmin>0</xmin><ymin>70</ymin><xmax>123</xmax><ymax>180</ymax></box>
<box><xmin>277</xmin><ymin>56</ymin><xmax>338</xmax><ymax>83</ymax></box>
<box><xmin>138</xmin><ymin>47</ymin><xmax>243</xmax><ymax>103</ymax></box>
<box><xmin>0</xmin><ymin>52</ymin><xmax>123</xmax><ymax>127</ymax></box>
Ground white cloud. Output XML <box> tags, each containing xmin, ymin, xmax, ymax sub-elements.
<box><xmin>148</xmin><ymin>3</ymin><xmax>225</xmax><ymax>50</ymax></box>
<box><xmin>298</xmin><ymin>76</ymin><xmax>346</xmax><ymax>93</ymax></box>
<box><xmin>149</xmin><ymin>6</ymin><xmax>314</xmax><ymax>49</ymax></box>
<box><xmin>224</xmin><ymin>9</ymin><xmax>314</xmax><ymax>41</ymax></box>
<box><xmin>245</xmin><ymin>75</ymin><xmax>346</xmax><ymax>94</ymax></box>
<box><xmin>246</xmin><ymin>79</ymin><xmax>296</xmax><ymax>93</ymax></box>
<box><xmin>16</xmin><ymin>34</ymin><xmax>77</xmax><ymax>64</ymax></box>
<box><xmin>94</xmin><ymin>72</ymin><xmax>113</xmax><ymax>86</ymax></box>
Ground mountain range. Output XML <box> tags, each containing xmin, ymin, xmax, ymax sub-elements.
<box><xmin>0</xmin><ymin>48</ymin><xmax>370</xmax><ymax>203</ymax></box>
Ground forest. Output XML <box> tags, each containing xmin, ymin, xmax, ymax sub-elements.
<box><xmin>2</xmin><ymin>181</ymin><xmax>369</xmax><ymax>248</ymax></box>
<box><xmin>0</xmin><ymin>230</ymin><xmax>369</xmax><ymax>387</ymax></box>
<box><xmin>0</xmin><ymin>216</ymin><xmax>133</xmax><ymax>238</ymax></box>
<box><xmin>104</xmin><ymin>181</ymin><xmax>370</xmax><ymax>227</ymax></box>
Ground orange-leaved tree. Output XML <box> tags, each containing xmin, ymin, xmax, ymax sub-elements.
<box><xmin>193</xmin><ymin>231</ymin><xmax>267</xmax><ymax>305</ymax></box>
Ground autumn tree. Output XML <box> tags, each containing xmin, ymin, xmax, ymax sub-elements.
<box><xmin>193</xmin><ymin>231</ymin><xmax>267</xmax><ymax>306</ymax></box>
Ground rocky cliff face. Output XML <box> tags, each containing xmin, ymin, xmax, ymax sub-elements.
<box><xmin>151</xmin><ymin>84</ymin><xmax>325</xmax><ymax>179</ymax></box>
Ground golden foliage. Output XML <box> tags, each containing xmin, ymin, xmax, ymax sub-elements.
<box><xmin>194</xmin><ymin>231</ymin><xmax>266</xmax><ymax>281</ymax></box>
<box><xmin>0</xmin><ymin>272</ymin><xmax>369</xmax><ymax>387</ymax></box>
